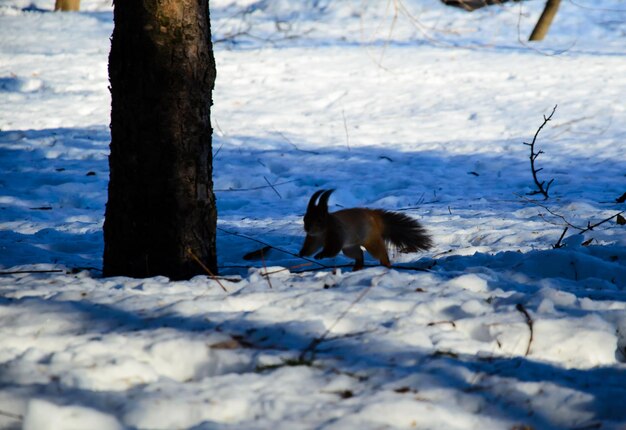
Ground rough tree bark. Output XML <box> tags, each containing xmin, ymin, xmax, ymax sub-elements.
<box><xmin>104</xmin><ymin>0</ymin><xmax>218</xmax><ymax>280</ymax></box>
<box><xmin>54</xmin><ymin>0</ymin><xmax>80</xmax><ymax>11</ymax></box>
<box><xmin>528</xmin><ymin>0</ymin><xmax>562</xmax><ymax>41</ymax></box>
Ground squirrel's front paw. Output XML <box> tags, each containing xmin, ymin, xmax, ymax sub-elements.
<box><xmin>314</xmin><ymin>251</ymin><xmax>326</xmax><ymax>260</ymax></box>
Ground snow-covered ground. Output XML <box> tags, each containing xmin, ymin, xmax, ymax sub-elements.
<box><xmin>1</xmin><ymin>0</ymin><xmax>626</xmax><ymax>428</ymax></box>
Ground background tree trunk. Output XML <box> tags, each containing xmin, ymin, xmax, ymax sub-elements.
<box><xmin>528</xmin><ymin>0</ymin><xmax>561</xmax><ymax>41</ymax></box>
<box><xmin>54</xmin><ymin>0</ymin><xmax>80</xmax><ymax>11</ymax></box>
<box><xmin>104</xmin><ymin>0</ymin><xmax>217</xmax><ymax>280</ymax></box>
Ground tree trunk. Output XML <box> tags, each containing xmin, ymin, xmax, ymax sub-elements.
<box><xmin>104</xmin><ymin>0</ymin><xmax>218</xmax><ymax>280</ymax></box>
<box><xmin>528</xmin><ymin>0</ymin><xmax>561</xmax><ymax>41</ymax></box>
<box><xmin>54</xmin><ymin>0</ymin><xmax>80</xmax><ymax>11</ymax></box>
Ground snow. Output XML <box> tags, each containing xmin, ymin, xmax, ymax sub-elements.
<box><xmin>1</xmin><ymin>0</ymin><xmax>626</xmax><ymax>428</ymax></box>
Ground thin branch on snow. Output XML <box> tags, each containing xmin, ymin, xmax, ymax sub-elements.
<box><xmin>0</xmin><ymin>269</ymin><xmax>64</xmax><ymax>276</ymax></box>
<box><xmin>186</xmin><ymin>248</ymin><xmax>228</xmax><ymax>292</ymax></box>
<box><xmin>0</xmin><ymin>409</ymin><xmax>22</xmax><ymax>422</ymax></box>
<box><xmin>553</xmin><ymin>226</ymin><xmax>569</xmax><ymax>249</ymax></box>
<box><xmin>515</xmin><ymin>4</ymin><xmax>575</xmax><ymax>56</ymax></box>
<box><xmin>253</xmin><ymin>262</ymin><xmax>434</xmax><ymax>276</ymax></box>
<box><xmin>259</xmin><ymin>262</ymin><xmax>315</xmax><ymax>276</ymax></box>
<box><xmin>580</xmin><ymin>211</ymin><xmax>625</xmax><ymax>235</ymax></box>
<box><xmin>523</xmin><ymin>105</ymin><xmax>557</xmax><ymax>199</ymax></box>
<box><xmin>299</xmin><ymin>279</ymin><xmax>380</xmax><ymax>363</ymax></box>
<box><xmin>341</xmin><ymin>109</ymin><xmax>351</xmax><ymax>151</ymax></box>
<box><xmin>515</xmin><ymin>303</ymin><xmax>534</xmax><ymax>356</ymax></box>
<box><xmin>516</xmin><ymin>193</ymin><xmax>583</xmax><ymax>230</ymax></box>
<box><xmin>263</xmin><ymin>176</ymin><xmax>282</xmax><ymax>199</ymax></box>
<box><xmin>217</xmin><ymin>227</ymin><xmax>330</xmax><ymax>269</ymax></box>
<box><xmin>273</xmin><ymin>130</ymin><xmax>320</xmax><ymax>155</ymax></box>
<box><xmin>214</xmin><ymin>179</ymin><xmax>298</xmax><ymax>193</ymax></box>
<box><xmin>259</xmin><ymin>248</ymin><xmax>273</xmax><ymax>289</ymax></box>
<box><xmin>517</xmin><ymin>193</ymin><xmax>625</xmax><ymax>245</ymax></box>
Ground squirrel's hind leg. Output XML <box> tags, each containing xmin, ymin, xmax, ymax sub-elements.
<box><xmin>364</xmin><ymin>238</ymin><xmax>391</xmax><ymax>268</ymax></box>
<box><xmin>343</xmin><ymin>245</ymin><xmax>364</xmax><ymax>271</ymax></box>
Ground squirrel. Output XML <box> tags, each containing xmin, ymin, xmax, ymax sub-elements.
<box><xmin>298</xmin><ymin>189</ymin><xmax>432</xmax><ymax>271</ymax></box>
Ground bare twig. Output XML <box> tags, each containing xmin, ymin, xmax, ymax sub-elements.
<box><xmin>568</xmin><ymin>0</ymin><xmax>626</xmax><ymax>13</ymax></box>
<box><xmin>260</xmin><ymin>247</ymin><xmax>273</xmax><ymax>289</ymax></box>
<box><xmin>186</xmin><ymin>248</ymin><xmax>228</xmax><ymax>293</ymax></box>
<box><xmin>214</xmin><ymin>179</ymin><xmax>297</xmax><ymax>192</ymax></box>
<box><xmin>0</xmin><ymin>269</ymin><xmax>65</xmax><ymax>275</ymax></box>
<box><xmin>515</xmin><ymin>3</ymin><xmax>575</xmax><ymax>56</ymax></box>
<box><xmin>341</xmin><ymin>109</ymin><xmax>350</xmax><ymax>151</ymax></box>
<box><xmin>517</xmin><ymin>193</ymin><xmax>625</xmax><ymax>243</ymax></box>
<box><xmin>273</xmin><ymin>130</ymin><xmax>320</xmax><ymax>155</ymax></box>
<box><xmin>299</xmin><ymin>277</ymin><xmax>381</xmax><ymax>362</ymax></box>
<box><xmin>516</xmin><ymin>193</ymin><xmax>583</xmax><ymax>230</ymax></box>
<box><xmin>263</xmin><ymin>176</ymin><xmax>282</xmax><ymax>199</ymax></box>
<box><xmin>579</xmin><ymin>211</ymin><xmax>625</xmax><ymax>235</ymax></box>
<box><xmin>515</xmin><ymin>303</ymin><xmax>534</xmax><ymax>356</ymax></box>
<box><xmin>217</xmin><ymin>227</ymin><xmax>329</xmax><ymax>268</ymax></box>
<box><xmin>260</xmin><ymin>262</ymin><xmax>314</xmax><ymax>276</ymax></box>
<box><xmin>553</xmin><ymin>226</ymin><xmax>569</xmax><ymax>248</ymax></box>
<box><xmin>523</xmin><ymin>105</ymin><xmax>557</xmax><ymax>199</ymax></box>
<box><xmin>0</xmin><ymin>409</ymin><xmax>22</xmax><ymax>421</ymax></box>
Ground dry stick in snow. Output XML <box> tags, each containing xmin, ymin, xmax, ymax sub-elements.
<box><xmin>0</xmin><ymin>269</ymin><xmax>64</xmax><ymax>276</ymax></box>
<box><xmin>260</xmin><ymin>248</ymin><xmax>273</xmax><ymax>289</ymax></box>
<box><xmin>260</xmin><ymin>263</ymin><xmax>432</xmax><ymax>276</ymax></box>
<box><xmin>214</xmin><ymin>179</ymin><xmax>297</xmax><ymax>193</ymax></box>
<box><xmin>217</xmin><ymin>227</ymin><xmax>330</xmax><ymax>269</ymax></box>
<box><xmin>342</xmin><ymin>109</ymin><xmax>351</xmax><ymax>151</ymax></box>
<box><xmin>580</xmin><ymin>211</ymin><xmax>626</xmax><ymax>234</ymax></box>
<box><xmin>263</xmin><ymin>176</ymin><xmax>282</xmax><ymax>199</ymax></box>
<box><xmin>553</xmin><ymin>226</ymin><xmax>569</xmax><ymax>249</ymax></box>
<box><xmin>299</xmin><ymin>279</ymin><xmax>381</xmax><ymax>363</ymax></box>
<box><xmin>517</xmin><ymin>193</ymin><xmax>625</xmax><ymax>238</ymax></box>
<box><xmin>260</xmin><ymin>262</ymin><xmax>314</xmax><ymax>276</ymax></box>
<box><xmin>0</xmin><ymin>409</ymin><xmax>22</xmax><ymax>422</ymax></box>
<box><xmin>524</xmin><ymin>105</ymin><xmax>557</xmax><ymax>199</ymax></box>
<box><xmin>186</xmin><ymin>248</ymin><xmax>228</xmax><ymax>292</ymax></box>
<box><xmin>515</xmin><ymin>303</ymin><xmax>534</xmax><ymax>356</ymax></box>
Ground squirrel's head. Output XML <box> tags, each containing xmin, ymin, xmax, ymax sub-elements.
<box><xmin>303</xmin><ymin>189</ymin><xmax>334</xmax><ymax>235</ymax></box>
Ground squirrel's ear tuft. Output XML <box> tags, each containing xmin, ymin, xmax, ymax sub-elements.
<box><xmin>317</xmin><ymin>189</ymin><xmax>335</xmax><ymax>213</ymax></box>
<box><xmin>306</xmin><ymin>189</ymin><xmax>325</xmax><ymax>214</ymax></box>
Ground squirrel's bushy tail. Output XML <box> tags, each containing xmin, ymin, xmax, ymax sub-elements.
<box><xmin>377</xmin><ymin>210</ymin><xmax>433</xmax><ymax>253</ymax></box>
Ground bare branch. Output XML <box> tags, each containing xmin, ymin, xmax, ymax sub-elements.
<box><xmin>578</xmin><ymin>211</ymin><xmax>625</xmax><ymax>235</ymax></box>
<box><xmin>214</xmin><ymin>179</ymin><xmax>297</xmax><ymax>193</ymax></box>
<box><xmin>263</xmin><ymin>176</ymin><xmax>282</xmax><ymax>199</ymax></box>
<box><xmin>525</xmin><ymin>105</ymin><xmax>557</xmax><ymax>199</ymax></box>
<box><xmin>187</xmin><ymin>248</ymin><xmax>228</xmax><ymax>293</ymax></box>
<box><xmin>300</xmin><ymin>278</ymin><xmax>380</xmax><ymax>362</ymax></box>
<box><xmin>0</xmin><ymin>409</ymin><xmax>22</xmax><ymax>422</ymax></box>
<box><xmin>515</xmin><ymin>303</ymin><xmax>534</xmax><ymax>356</ymax></box>
<box><xmin>341</xmin><ymin>109</ymin><xmax>351</xmax><ymax>151</ymax></box>
<box><xmin>553</xmin><ymin>226</ymin><xmax>569</xmax><ymax>249</ymax></box>
<box><xmin>260</xmin><ymin>247</ymin><xmax>273</xmax><ymax>289</ymax></box>
<box><xmin>217</xmin><ymin>227</ymin><xmax>330</xmax><ymax>268</ymax></box>
<box><xmin>0</xmin><ymin>269</ymin><xmax>64</xmax><ymax>276</ymax></box>
<box><xmin>516</xmin><ymin>193</ymin><xmax>625</xmax><ymax>245</ymax></box>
